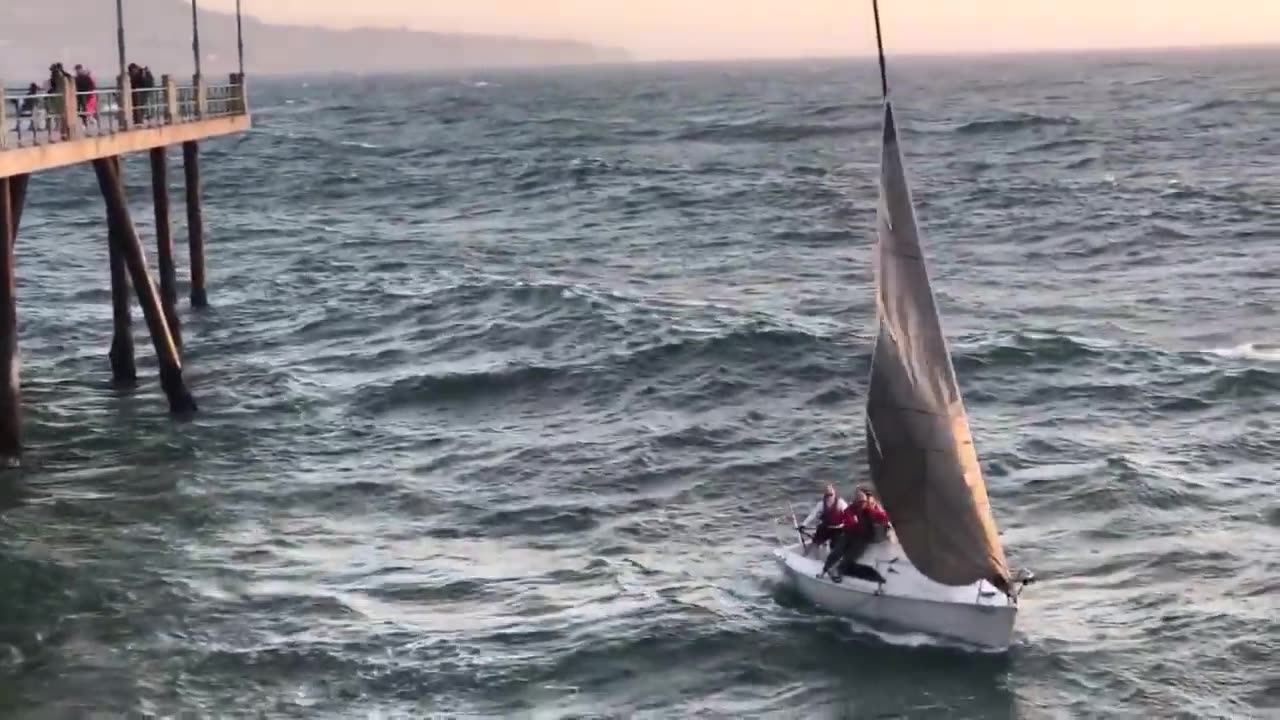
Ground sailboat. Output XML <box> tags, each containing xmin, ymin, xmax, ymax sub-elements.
<box><xmin>772</xmin><ymin>0</ymin><xmax>1034</xmax><ymax>651</ymax></box>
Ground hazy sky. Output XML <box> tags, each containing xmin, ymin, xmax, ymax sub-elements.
<box><xmin>203</xmin><ymin>1</ymin><xmax>1279</xmax><ymax>60</ymax></box>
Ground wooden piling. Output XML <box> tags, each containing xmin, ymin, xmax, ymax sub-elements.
<box><xmin>6</xmin><ymin>175</ymin><xmax>29</xmax><ymax>243</ymax></box>
<box><xmin>0</xmin><ymin>177</ymin><xmax>22</xmax><ymax>457</ymax></box>
<box><xmin>107</xmin><ymin>227</ymin><xmax>137</xmax><ymax>384</ymax></box>
<box><xmin>107</xmin><ymin>157</ymin><xmax>136</xmax><ymax>384</ymax></box>
<box><xmin>92</xmin><ymin>158</ymin><xmax>197</xmax><ymax>415</ymax></box>
<box><xmin>182</xmin><ymin>141</ymin><xmax>208</xmax><ymax>308</ymax></box>
<box><xmin>150</xmin><ymin>147</ymin><xmax>182</xmax><ymax>349</ymax></box>
<box><xmin>107</xmin><ymin>155</ymin><xmax>136</xmax><ymax>381</ymax></box>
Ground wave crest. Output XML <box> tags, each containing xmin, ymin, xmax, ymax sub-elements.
<box><xmin>955</xmin><ymin>112</ymin><xmax>1080</xmax><ymax>135</ymax></box>
<box><xmin>675</xmin><ymin>120</ymin><xmax>876</xmax><ymax>143</ymax></box>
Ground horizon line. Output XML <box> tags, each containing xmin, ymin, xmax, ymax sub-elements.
<box><xmin>622</xmin><ymin>40</ymin><xmax>1280</xmax><ymax>64</ymax></box>
<box><xmin>212</xmin><ymin>41</ymin><xmax>1280</xmax><ymax>79</ymax></box>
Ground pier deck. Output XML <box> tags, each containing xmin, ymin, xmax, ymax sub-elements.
<box><xmin>1</xmin><ymin>75</ymin><xmax>250</xmax><ymax>177</ymax></box>
<box><xmin>0</xmin><ymin>70</ymin><xmax>252</xmax><ymax>458</ymax></box>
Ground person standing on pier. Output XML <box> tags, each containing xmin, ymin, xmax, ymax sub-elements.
<box><xmin>73</xmin><ymin>64</ymin><xmax>98</xmax><ymax>127</ymax></box>
<box><xmin>46</xmin><ymin>63</ymin><xmax>72</xmax><ymax>135</ymax></box>
<box><xmin>18</xmin><ymin>83</ymin><xmax>40</xmax><ymax>130</ymax></box>
<box><xmin>47</xmin><ymin>63</ymin><xmax>71</xmax><ymax>94</ymax></box>
<box><xmin>142</xmin><ymin>66</ymin><xmax>156</xmax><ymax>121</ymax></box>
<box><xmin>19</xmin><ymin>83</ymin><xmax>40</xmax><ymax>117</ymax></box>
<box><xmin>128</xmin><ymin>63</ymin><xmax>146</xmax><ymax>124</ymax></box>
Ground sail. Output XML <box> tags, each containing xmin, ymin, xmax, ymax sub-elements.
<box><xmin>865</xmin><ymin>101</ymin><xmax>1010</xmax><ymax>588</ymax></box>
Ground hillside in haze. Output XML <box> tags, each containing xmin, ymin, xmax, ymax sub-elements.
<box><xmin>0</xmin><ymin>0</ymin><xmax>629</xmax><ymax>80</ymax></box>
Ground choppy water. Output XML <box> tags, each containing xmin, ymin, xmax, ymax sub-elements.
<box><xmin>2</xmin><ymin>49</ymin><xmax>1278</xmax><ymax>718</ymax></box>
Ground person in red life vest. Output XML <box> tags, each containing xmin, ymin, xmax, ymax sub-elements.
<box><xmin>799</xmin><ymin>483</ymin><xmax>848</xmax><ymax>556</ymax></box>
<box><xmin>819</xmin><ymin>485</ymin><xmax>890</xmax><ymax>581</ymax></box>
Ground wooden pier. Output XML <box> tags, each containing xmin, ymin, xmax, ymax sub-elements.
<box><xmin>0</xmin><ymin>0</ymin><xmax>252</xmax><ymax>460</ymax></box>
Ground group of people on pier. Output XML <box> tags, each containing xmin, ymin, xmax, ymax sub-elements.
<box><xmin>8</xmin><ymin>61</ymin><xmax>158</xmax><ymax>133</ymax></box>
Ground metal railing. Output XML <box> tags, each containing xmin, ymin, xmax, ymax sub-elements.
<box><xmin>1</xmin><ymin>73</ymin><xmax>247</xmax><ymax>151</ymax></box>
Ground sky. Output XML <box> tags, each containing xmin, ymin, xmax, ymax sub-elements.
<box><xmin>201</xmin><ymin>0</ymin><xmax>1280</xmax><ymax>61</ymax></box>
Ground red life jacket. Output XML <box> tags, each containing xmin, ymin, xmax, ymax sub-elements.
<box><xmin>862</xmin><ymin>498</ymin><xmax>889</xmax><ymax>526</ymax></box>
<box><xmin>820</xmin><ymin>498</ymin><xmax>845</xmax><ymax>526</ymax></box>
<box><xmin>844</xmin><ymin>498</ymin><xmax>889</xmax><ymax>531</ymax></box>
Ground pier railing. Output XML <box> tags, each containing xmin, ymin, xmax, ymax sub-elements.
<box><xmin>0</xmin><ymin>74</ymin><xmax>247</xmax><ymax>151</ymax></box>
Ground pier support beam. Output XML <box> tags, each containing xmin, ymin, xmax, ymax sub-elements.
<box><xmin>92</xmin><ymin>158</ymin><xmax>197</xmax><ymax>415</ymax></box>
<box><xmin>150</xmin><ymin>147</ymin><xmax>182</xmax><ymax>350</ymax></box>
<box><xmin>182</xmin><ymin>141</ymin><xmax>208</xmax><ymax>308</ymax></box>
<box><xmin>107</xmin><ymin>229</ymin><xmax>137</xmax><ymax>383</ymax></box>
<box><xmin>107</xmin><ymin>158</ymin><xmax>137</xmax><ymax>385</ymax></box>
<box><xmin>0</xmin><ymin>176</ymin><xmax>26</xmax><ymax>458</ymax></box>
<box><xmin>6</xmin><ymin>175</ymin><xmax>29</xmax><ymax>242</ymax></box>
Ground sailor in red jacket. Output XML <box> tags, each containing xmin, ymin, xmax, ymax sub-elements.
<box><xmin>820</xmin><ymin>485</ymin><xmax>890</xmax><ymax>581</ymax></box>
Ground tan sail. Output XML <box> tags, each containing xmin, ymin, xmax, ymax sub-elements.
<box><xmin>865</xmin><ymin>101</ymin><xmax>1010</xmax><ymax>589</ymax></box>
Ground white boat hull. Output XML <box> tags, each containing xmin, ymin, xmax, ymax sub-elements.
<box><xmin>773</xmin><ymin>534</ymin><xmax>1017</xmax><ymax>651</ymax></box>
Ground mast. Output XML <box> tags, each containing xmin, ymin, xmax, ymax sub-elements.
<box><xmin>872</xmin><ymin>0</ymin><xmax>888</xmax><ymax>98</ymax></box>
<box><xmin>864</xmin><ymin>0</ymin><xmax>889</xmax><ymax>465</ymax></box>
<box><xmin>862</xmin><ymin>0</ymin><xmax>1011</xmax><ymax>590</ymax></box>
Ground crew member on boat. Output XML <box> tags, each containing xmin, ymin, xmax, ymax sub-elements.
<box><xmin>819</xmin><ymin>486</ymin><xmax>889</xmax><ymax>581</ymax></box>
<box><xmin>799</xmin><ymin>483</ymin><xmax>848</xmax><ymax>556</ymax></box>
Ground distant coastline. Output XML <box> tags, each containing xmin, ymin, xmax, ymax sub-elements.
<box><xmin>3</xmin><ymin>0</ymin><xmax>1273</xmax><ymax>81</ymax></box>
<box><xmin>0</xmin><ymin>0</ymin><xmax>630</xmax><ymax>79</ymax></box>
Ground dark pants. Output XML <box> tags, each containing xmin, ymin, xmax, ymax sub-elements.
<box><xmin>822</xmin><ymin>523</ymin><xmax>874</xmax><ymax>576</ymax></box>
<box><xmin>811</xmin><ymin>523</ymin><xmax>840</xmax><ymax>550</ymax></box>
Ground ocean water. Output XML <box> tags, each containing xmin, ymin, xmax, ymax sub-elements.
<box><xmin>1</xmin><ymin>49</ymin><xmax>1278</xmax><ymax>718</ymax></box>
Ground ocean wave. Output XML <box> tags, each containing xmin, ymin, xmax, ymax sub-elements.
<box><xmin>511</xmin><ymin>156</ymin><xmax>619</xmax><ymax>192</ymax></box>
<box><xmin>1205</xmin><ymin>342</ymin><xmax>1280</xmax><ymax>363</ymax></box>
<box><xmin>801</xmin><ymin>101</ymin><xmax>883</xmax><ymax>118</ymax></box>
<box><xmin>351</xmin><ymin>322</ymin><xmax>838</xmax><ymax>416</ymax></box>
<box><xmin>953</xmin><ymin>331</ymin><xmax>1105</xmax><ymax>370</ymax></box>
<box><xmin>0</xmin><ymin>552</ymin><xmax>121</xmax><ymax>677</ymax></box>
<box><xmin>401</xmin><ymin>278</ymin><xmax>647</xmax><ymax>333</ymax></box>
<box><xmin>466</xmin><ymin>504</ymin><xmax>603</xmax><ymax>537</ymax></box>
<box><xmin>674</xmin><ymin>119</ymin><xmax>876</xmax><ymax>143</ymax></box>
<box><xmin>1185</xmin><ymin>97</ymin><xmax>1280</xmax><ymax>113</ymax></box>
<box><xmin>356</xmin><ymin>363</ymin><xmax>562</xmax><ymax>412</ymax></box>
<box><xmin>1204</xmin><ymin>367</ymin><xmax>1280</xmax><ymax>399</ymax></box>
<box><xmin>955</xmin><ymin>112</ymin><xmax>1080</xmax><ymax>135</ymax></box>
<box><xmin>1016</xmin><ymin>137</ymin><xmax>1097</xmax><ymax>153</ymax></box>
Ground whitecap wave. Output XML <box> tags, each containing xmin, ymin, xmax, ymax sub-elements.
<box><xmin>1205</xmin><ymin>343</ymin><xmax>1280</xmax><ymax>363</ymax></box>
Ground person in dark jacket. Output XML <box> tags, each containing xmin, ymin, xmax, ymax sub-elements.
<box><xmin>128</xmin><ymin>63</ymin><xmax>144</xmax><ymax>124</ymax></box>
<box><xmin>47</xmin><ymin>63</ymin><xmax>71</xmax><ymax>93</ymax></box>
<box><xmin>142</xmin><ymin>66</ymin><xmax>157</xmax><ymax>120</ymax></box>
<box><xmin>46</xmin><ymin>63</ymin><xmax>73</xmax><ymax>136</ymax></box>
<box><xmin>72</xmin><ymin>64</ymin><xmax>97</xmax><ymax>125</ymax></box>
<box><xmin>19</xmin><ymin>83</ymin><xmax>40</xmax><ymax>116</ymax></box>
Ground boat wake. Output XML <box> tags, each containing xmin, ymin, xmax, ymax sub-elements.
<box><xmin>837</xmin><ymin>617</ymin><xmax>1012</xmax><ymax>655</ymax></box>
<box><xmin>1205</xmin><ymin>342</ymin><xmax>1280</xmax><ymax>363</ymax></box>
